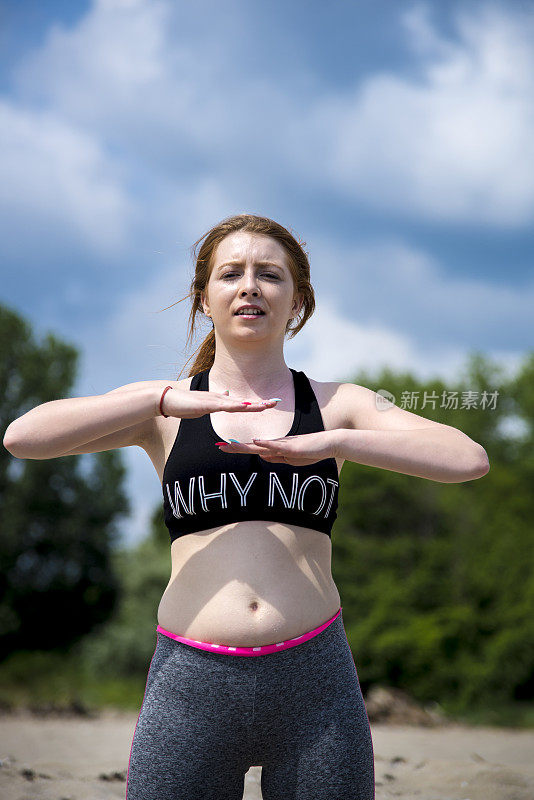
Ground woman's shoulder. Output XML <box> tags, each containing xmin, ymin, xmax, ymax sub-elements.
<box><xmin>304</xmin><ymin>372</ymin><xmax>373</xmax><ymax>431</ymax></box>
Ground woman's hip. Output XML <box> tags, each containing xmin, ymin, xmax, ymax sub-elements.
<box><xmin>143</xmin><ymin>608</ymin><xmax>365</xmax><ymax>719</ymax></box>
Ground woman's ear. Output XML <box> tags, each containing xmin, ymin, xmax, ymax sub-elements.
<box><xmin>200</xmin><ymin>291</ymin><xmax>210</xmax><ymax>317</ymax></box>
<box><xmin>291</xmin><ymin>293</ymin><xmax>303</xmax><ymax>317</ymax></box>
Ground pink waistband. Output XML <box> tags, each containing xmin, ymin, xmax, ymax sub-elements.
<box><xmin>156</xmin><ymin>607</ymin><xmax>342</xmax><ymax>657</ymax></box>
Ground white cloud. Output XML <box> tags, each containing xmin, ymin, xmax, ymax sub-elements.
<box><xmin>296</xmin><ymin>2</ymin><xmax>534</xmax><ymax>225</ymax></box>
<box><xmin>16</xmin><ymin>0</ymin><xmax>170</xmax><ymax>111</ymax></box>
<box><xmin>11</xmin><ymin>0</ymin><xmax>241</xmax><ymax>166</ymax></box>
<box><xmin>305</xmin><ymin>232</ymin><xmax>534</xmax><ymax>355</ymax></box>
<box><xmin>0</xmin><ymin>100</ymin><xmax>133</xmax><ymax>256</ymax></box>
<box><xmin>10</xmin><ymin>0</ymin><xmax>534</xmax><ymax>226</ymax></box>
<box><xmin>285</xmin><ymin>297</ymin><xmax>434</xmax><ymax>380</ymax></box>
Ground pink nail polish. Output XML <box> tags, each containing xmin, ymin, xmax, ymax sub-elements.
<box><xmin>241</xmin><ymin>401</ymin><xmax>251</xmax><ymax>405</ymax></box>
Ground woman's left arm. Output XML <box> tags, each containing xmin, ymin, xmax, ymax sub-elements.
<box><xmin>333</xmin><ymin>382</ymin><xmax>490</xmax><ymax>484</ymax></box>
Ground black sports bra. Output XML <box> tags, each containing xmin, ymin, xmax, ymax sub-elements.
<box><xmin>162</xmin><ymin>367</ymin><xmax>340</xmax><ymax>541</ymax></box>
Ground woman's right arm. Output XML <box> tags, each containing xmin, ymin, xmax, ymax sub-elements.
<box><xmin>2</xmin><ymin>381</ymin><xmax>164</xmax><ymax>460</ymax></box>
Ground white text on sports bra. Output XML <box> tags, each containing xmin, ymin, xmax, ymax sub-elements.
<box><xmin>164</xmin><ymin>471</ymin><xmax>338</xmax><ymax>520</ymax></box>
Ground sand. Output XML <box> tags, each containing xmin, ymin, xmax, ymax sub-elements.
<box><xmin>1</xmin><ymin>709</ymin><xmax>533</xmax><ymax>799</ymax></box>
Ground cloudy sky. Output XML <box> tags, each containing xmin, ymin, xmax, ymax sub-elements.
<box><xmin>2</xmin><ymin>0</ymin><xmax>532</xmax><ymax>545</ymax></box>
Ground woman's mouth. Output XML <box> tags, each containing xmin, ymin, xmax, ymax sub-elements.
<box><xmin>234</xmin><ymin>308</ymin><xmax>265</xmax><ymax>319</ymax></box>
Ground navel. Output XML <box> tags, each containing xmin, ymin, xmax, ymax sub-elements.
<box><xmin>249</xmin><ymin>601</ymin><xmax>259</xmax><ymax>612</ymax></box>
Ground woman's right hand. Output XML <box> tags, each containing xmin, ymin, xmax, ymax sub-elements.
<box><xmin>160</xmin><ymin>387</ymin><xmax>278</xmax><ymax>419</ymax></box>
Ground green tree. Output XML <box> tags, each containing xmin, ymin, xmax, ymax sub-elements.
<box><xmin>73</xmin><ymin>505</ymin><xmax>170</xmax><ymax>676</ymax></box>
<box><xmin>0</xmin><ymin>304</ymin><xmax>130</xmax><ymax>660</ymax></box>
<box><xmin>333</xmin><ymin>352</ymin><xmax>534</xmax><ymax>713</ymax></box>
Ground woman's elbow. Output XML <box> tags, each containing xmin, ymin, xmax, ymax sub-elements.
<box><xmin>467</xmin><ymin>446</ymin><xmax>490</xmax><ymax>480</ymax></box>
<box><xmin>3</xmin><ymin>425</ymin><xmax>23</xmax><ymax>457</ymax></box>
<box><xmin>3</xmin><ymin>425</ymin><xmax>46</xmax><ymax>459</ymax></box>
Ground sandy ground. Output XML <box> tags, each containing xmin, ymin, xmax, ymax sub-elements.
<box><xmin>1</xmin><ymin>709</ymin><xmax>533</xmax><ymax>799</ymax></box>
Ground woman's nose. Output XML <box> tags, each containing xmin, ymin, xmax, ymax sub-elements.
<box><xmin>238</xmin><ymin>274</ymin><xmax>260</xmax><ymax>295</ymax></box>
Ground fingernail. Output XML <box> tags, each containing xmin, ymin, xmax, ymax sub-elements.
<box><xmin>214</xmin><ymin>441</ymin><xmax>228</xmax><ymax>446</ymax></box>
<box><xmin>241</xmin><ymin>401</ymin><xmax>252</xmax><ymax>405</ymax></box>
<box><xmin>228</xmin><ymin>438</ymin><xmax>240</xmax><ymax>443</ymax></box>
<box><xmin>270</xmin><ymin>398</ymin><xmax>282</xmax><ymax>402</ymax></box>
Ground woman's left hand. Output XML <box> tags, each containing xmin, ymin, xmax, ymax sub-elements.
<box><xmin>216</xmin><ymin>430</ymin><xmax>341</xmax><ymax>466</ymax></box>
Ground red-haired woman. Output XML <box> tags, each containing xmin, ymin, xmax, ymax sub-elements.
<box><xmin>5</xmin><ymin>214</ymin><xmax>489</xmax><ymax>799</ymax></box>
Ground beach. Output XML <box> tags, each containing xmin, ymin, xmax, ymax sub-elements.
<box><xmin>1</xmin><ymin>708</ymin><xmax>533</xmax><ymax>799</ymax></box>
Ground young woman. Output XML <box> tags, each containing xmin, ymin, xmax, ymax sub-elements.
<box><xmin>4</xmin><ymin>214</ymin><xmax>489</xmax><ymax>799</ymax></box>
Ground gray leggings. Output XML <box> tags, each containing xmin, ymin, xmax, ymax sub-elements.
<box><xmin>126</xmin><ymin>609</ymin><xmax>375</xmax><ymax>799</ymax></box>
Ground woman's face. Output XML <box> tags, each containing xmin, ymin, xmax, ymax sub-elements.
<box><xmin>201</xmin><ymin>231</ymin><xmax>302</xmax><ymax>341</ymax></box>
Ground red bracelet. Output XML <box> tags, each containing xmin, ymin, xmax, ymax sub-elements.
<box><xmin>159</xmin><ymin>385</ymin><xmax>173</xmax><ymax>418</ymax></box>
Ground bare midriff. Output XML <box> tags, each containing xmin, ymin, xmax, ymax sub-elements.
<box><xmin>157</xmin><ymin>520</ymin><xmax>341</xmax><ymax>647</ymax></box>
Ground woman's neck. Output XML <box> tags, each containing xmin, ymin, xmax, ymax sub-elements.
<box><xmin>208</xmin><ymin>353</ymin><xmax>293</xmax><ymax>399</ymax></box>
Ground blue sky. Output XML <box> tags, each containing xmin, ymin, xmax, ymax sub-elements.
<box><xmin>1</xmin><ymin>0</ymin><xmax>532</xmax><ymax>544</ymax></box>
